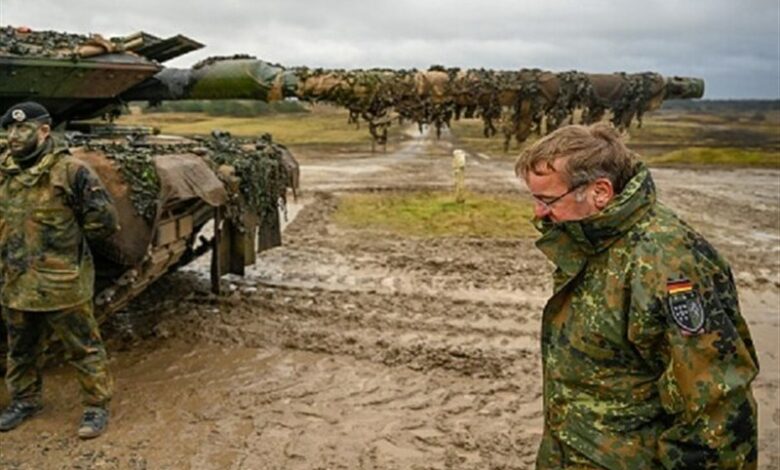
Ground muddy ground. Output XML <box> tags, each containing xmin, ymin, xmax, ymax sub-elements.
<box><xmin>0</xmin><ymin>129</ymin><xmax>778</xmax><ymax>469</ymax></box>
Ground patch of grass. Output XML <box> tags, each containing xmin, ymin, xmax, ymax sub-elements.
<box><xmin>334</xmin><ymin>191</ymin><xmax>537</xmax><ymax>238</ymax></box>
<box><xmin>646</xmin><ymin>147</ymin><xmax>780</xmax><ymax>167</ymax></box>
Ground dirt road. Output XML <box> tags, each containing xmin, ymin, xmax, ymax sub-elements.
<box><xmin>1</xmin><ymin>129</ymin><xmax>778</xmax><ymax>469</ymax></box>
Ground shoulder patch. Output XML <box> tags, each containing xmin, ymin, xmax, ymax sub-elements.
<box><xmin>666</xmin><ymin>279</ymin><xmax>706</xmax><ymax>335</ymax></box>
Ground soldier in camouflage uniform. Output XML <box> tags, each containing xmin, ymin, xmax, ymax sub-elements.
<box><xmin>0</xmin><ymin>102</ymin><xmax>119</xmax><ymax>439</ymax></box>
<box><xmin>515</xmin><ymin>123</ymin><xmax>758</xmax><ymax>469</ymax></box>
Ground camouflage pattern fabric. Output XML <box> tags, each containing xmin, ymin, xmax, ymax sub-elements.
<box><xmin>3</xmin><ymin>301</ymin><xmax>112</xmax><ymax>407</ymax></box>
<box><xmin>533</xmin><ymin>164</ymin><xmax>759</xmax><ymax>469</ymax></box>
<box><xmin>0</xmin><ymin>138</ymin><xmax>119</xmax><ymax>311</ymax></box>
<box><xmin>292</xmin><ymin>66</ymin><xmax>668</xmax><ymax>150</ymax></box>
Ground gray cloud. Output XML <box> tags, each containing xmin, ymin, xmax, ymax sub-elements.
<box><xmin>1</xmin><ymin>0</ymin><xmax>777</xmax><ymax>98</ymax></box>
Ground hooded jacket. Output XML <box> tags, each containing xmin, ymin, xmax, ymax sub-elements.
<box><xmin>535</xmin><ymin>163</ymin><xmax>758</xmax><ymax>469</ymax></box>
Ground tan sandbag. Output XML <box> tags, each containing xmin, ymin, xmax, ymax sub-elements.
<box><xmin>75</xmin><ymin>34</ymin><xmax>116</xmax><ymax>58</ymax></box>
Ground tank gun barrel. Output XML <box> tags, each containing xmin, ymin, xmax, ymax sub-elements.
<box><xmin>125</xmin><ymin>58</ymin><xmax>704</xmax><ymax>104</ymax></box>
<box><xmin>122</xmin><ymin>57</ymin><xmax>703</xmax><ymax>146</ymax></box>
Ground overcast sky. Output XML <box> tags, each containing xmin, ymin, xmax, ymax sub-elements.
<box><xmin>1</xmin><ymin>0</ymin><xmax>778</xmax><ymax>98</ymax></box>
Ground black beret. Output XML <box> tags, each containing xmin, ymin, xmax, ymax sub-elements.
<box><xmin>1</xmin><ymin>101</ymin><xmax>52</xmax><ymax>129</ymax></box>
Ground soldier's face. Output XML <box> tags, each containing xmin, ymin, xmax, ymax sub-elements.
<box><xmin>7</xmin><ymin>121</ymin><xmax>47</xmax><ymax>158</ymax></box>
<box><xmin>523</xmin><ymin>159</ymin><xmax>599</xmax><ymax>223</ymax></box>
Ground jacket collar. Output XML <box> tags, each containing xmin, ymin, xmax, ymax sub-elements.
<box><xmin>0</xmin><ymin>138</ymin><xmax>66</xmax><ymax>186</ymax></box>
<box><xmin>534</xmin><ymin>163</ymin><xmax>656</xmax><ymax>271</ymax></box>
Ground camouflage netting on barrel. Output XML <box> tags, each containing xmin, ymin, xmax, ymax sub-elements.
<box><xmin>293</xmin><ymin>66</ymin><xmax>667</xmax><ymax>150</ymax></box>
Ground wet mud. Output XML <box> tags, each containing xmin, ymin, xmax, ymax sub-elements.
<box><xmin>0</xmin><ymin>129</ymin><xmax>778</xmax><ymax>469</ymax></box>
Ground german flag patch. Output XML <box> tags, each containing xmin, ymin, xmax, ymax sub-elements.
<box><xmin>667</xmin><ymin>278</ymin><xmax>706</xmax><ymax>335</ymax></box>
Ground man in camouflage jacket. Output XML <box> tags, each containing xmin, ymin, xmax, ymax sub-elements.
<box><xmin>0</xmin><ymin>102</ymin><xmax>119</xmax><ymax>438</ymax></box>
<box><xmin>515</xmin><ymin>123</ymin><xmax>758</xmax><ymax>469</ymax></box>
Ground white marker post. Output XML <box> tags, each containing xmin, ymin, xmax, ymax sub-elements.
<box><xmin>452</xmin><ymin>149</ymin><xmax>466</xmax><ymax>204</ymax></box>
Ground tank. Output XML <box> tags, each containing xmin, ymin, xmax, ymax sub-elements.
<box><xmin>0</xmin><ymin>25</ymin><xmax>705</xmax><ymax>339</ymax></box>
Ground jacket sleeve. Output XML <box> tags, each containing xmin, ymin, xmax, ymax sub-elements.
<box><xmin>627</xmin><ymin>242</ymin><xmax>759</xmax><ymax>469</ymax></box>
<box><xmin>67</xmin><ymin>160</ymin><xmax>120</xmax><ymax>240</ymax></box>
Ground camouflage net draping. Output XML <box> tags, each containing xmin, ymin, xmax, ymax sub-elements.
<box><xmin>293</xmin><ymin>66</ymin><xmax>665</xmax><ymax>150</ymax></box>
<box><xmin>86</xmin><ymin>142</ymin><xmax>162</xmax><ymax>221</ymax></box>
<box><xmin>79</xmin><ymin>134</ymin><xmax>290</xmax><ymax>226</ymax></box>
<box><xmin>0</xmin><ymin>26</ymin><xmax>131</xmax><ymax>59</ymax></box>
<box><xmin>206</xmin><ymin>131</ymin><xmax>290</xmax><ymax>225</ymax></box>
<box><xmin>0</xmin><ymin>26</ymin><xmax>91</xmax><ymax>58</ymax></box>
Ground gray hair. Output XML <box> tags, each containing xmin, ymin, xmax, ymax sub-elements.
<box><xmin>515</xmin><ymin>123</ymin><xmax>637</xmax><ymax>193</ymax></box>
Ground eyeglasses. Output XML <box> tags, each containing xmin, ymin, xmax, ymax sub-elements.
<box><xmin>531</xmin><ymin>182</ymin><xmax>586</xmax><ymax>211</ymax></box>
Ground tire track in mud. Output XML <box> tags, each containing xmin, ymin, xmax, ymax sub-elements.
<box><xmin>135</xmin><ymin>272</ymin><xmax>544</xmax><ymax>381</ymax></box>
<box><xmin>136</xmin><ymin>191</ymin><xmax>549</xmax><ymax>382</ymax></box>
<box><xmin>95</xmin><ymin>186</ymin><xmax>549</xmax><ymax>468</ymax></box>
<box><xmin>241</xmin><ymin>286</ymin><xmax>539</xmax><ymax>378</ymax></box>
